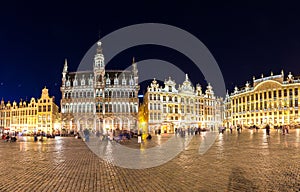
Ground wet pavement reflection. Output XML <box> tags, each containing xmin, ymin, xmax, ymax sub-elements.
<box><xmin>1</xmin><ymin>129</ymin><xmax>300</xmax><ymax>191</ymax></box>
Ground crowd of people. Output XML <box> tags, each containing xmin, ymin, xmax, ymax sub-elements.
<box><xmin>221</xmin><ymin>124</ymin><xmax>292</xmax><ymax>136</ymax></box>
<box><xmin>1</xmin><ymin>132</ymin><xmax>17</xmax><ymax>142</ymax></box>
<box><xmin>174</xmin><ymin>127</ymin><xmax>206</xmax><ymax>137</ymax></box>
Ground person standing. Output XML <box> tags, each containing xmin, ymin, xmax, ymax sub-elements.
<box><xmin>282</xmin><ymin>125</ymin><xmax>286</xmax><ymax>135</ymax></box>
<box><xmin>286</xmin><ymin>125</ymin><xmax>289</xmax><ymax>134</ymax></box>
<box><xmin>266</xmin><ymin>124</ymin><xmax>270</xmax><ymax>136</ymax></box>
<box><xmin>237</xmin><ymin>125</ymin><xmax>240</xmax><ymax>134</ymax></box>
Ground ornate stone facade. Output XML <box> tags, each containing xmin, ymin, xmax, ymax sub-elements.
<box><xmin>224</xmin><ymin>71</ymin><xmax>300</xmax><ymax>128</ymax></box>
<box><xmin>141</xmin><ymin>74</ymin><xmax>223</xmax><ymax>133</ymax></box>
<box><xmin>60</xmin><ymin>40</ymin><xmax>139</xmax><ymax>133</ymax></box>
<box><xmin>0</xmin><ymin>87</ymin><xmax>60</xmax><ymax>134</ymax></box>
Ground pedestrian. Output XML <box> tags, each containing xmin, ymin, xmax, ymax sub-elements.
<box><xmin>255</xmin><ymin>125</ymin><xmax>259</xmax><ymax>132</ymax></box>
<box><xmin>266</xmin><ymin>124</ymin><xmax>270</xmax><ymax>136</ymax></box>
<box><xmin>286</xmin><ymin>125</ymin><xmax>289</xmax><ymax>134</ymax></box>
<box><xmin>109</xmin><ymin>129</ymin><xmax>113</xmax><ymax>141</ymax></box>
<box><xmin>237</xmin><ymin>125</ymin><xmax>240</xmax><ymax>134</ymax></box>
<box><xmin>230</xmin><ymin>125</ymin><xmax>233</xmax><ymax>134</ymax></box>
<box><xmin>146</xmin><ymin>133</ymin><xmax>152</xmax><ymax>140</ymax></box>
<box><xmin>34</xmin><ymin>134</ymin><xmax>38</xmax><ymax>142</ymax></box>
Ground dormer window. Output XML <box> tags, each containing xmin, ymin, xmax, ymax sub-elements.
<box><xmin>81</xmin><ymin>75</ymin><xmax>85</xmax><ymax>86</ymax></box>
<box><xmin>122</xmin><ymin>74</ymin><xmax>126</xmax><ymax>86</ymax></box>
<box><xmin>106</xmin><ymin>75</ymin><xmax>111</xmax><ymax>85</ymax></box>
<box><xmin>114</xmin><ymin>74</ymin><xmax>119</xmax><ymax>85</ymax></box>
<box><xmin>129</xmin><ymin>75</ymin><xmax>134</xmax><ymax>86</ymax></box>
<box><xmin>73</xmin><ymin>76</ymin><xmax>78</xmax><ymax>86</ymax></box>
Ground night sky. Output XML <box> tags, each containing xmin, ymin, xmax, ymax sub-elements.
<box><xmin>1</xmin><ymin>1</ymin><xmax>300</xmax><ymax>105</ymax></box>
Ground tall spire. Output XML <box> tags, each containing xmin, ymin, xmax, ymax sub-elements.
<box><xmin>63</xmin><ymin>58</ymin><xmax>68</xmax><ymax>73</ymax></box>
<box><xmin>62</xmin><ymin>59</ymin><xmax>68</xmax><ymax>87</ymax></box>
<box><xmin>132</xmin><ymin>56</ymin><xmax>138</xmax><ymax>85</ymax></box>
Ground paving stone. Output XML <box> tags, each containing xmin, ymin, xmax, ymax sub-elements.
<box><xmin>1</xmin><ymin>130</ymin><xmax>300</xmax><ymax>191</ymax></box>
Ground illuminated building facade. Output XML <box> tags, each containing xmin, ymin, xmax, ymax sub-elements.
<box><xmin>142</xmin><ymin>75</ymin><xmax>223</xmax><ymax>133</ymax></box>
<box><xmin>0</xmin><ymin>87</ymin><xmax>60</xmax><ymax>134</ymax></box>
<box><xmin>224</xmin><ymin>71</ymin><xmax>300</xmax><ymax>128</ymax></box>
<box><xmin>60</xmin><ymin>40</ymin><xmax>139</xmax><ymax>133</ymax></box>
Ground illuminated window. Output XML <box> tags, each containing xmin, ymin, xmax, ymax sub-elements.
<box><xmin>284</xmin><ymin>89</ymin><xmax>287</xmax><ymax>97</ymax></box>
<box><xmin>289</xmin><ymin>89</ymin><xmax>293</xmax><ymax>97</ymax></box>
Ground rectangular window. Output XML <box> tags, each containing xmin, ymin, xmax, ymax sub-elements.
<box><xmin>284</xmin><ymin>89</ymin><xmax>287</xmax><ymax>97</ymax></box>
<box><xmin>295</xmin><ymin>88</ymin><xmax>298</xmax><ymax>96</ymax></box>
<box><xmin>264</xmin><ymin>101</ymin><xmax>267</xmax><ymax>109</ymax></box>
<box><xmin>279</xmin><ymin>90</ymin><xmax>282</xmax><ymax>97</ymax></box>
<box><xmin>163</xmin><ymin>104</ymin><xmax>167</xmax><ymax>113</ymax></box>
<box><xmin>260</xmin><ymin>93</ymin><xmax>262</xmax><ymax>100</ymax></box>
<box><xmin>273</xmin><ymin>91</ymin><xmax>277</xmax><ymax>98</ymax></box>
<box><xmin>105</xmin><ymin>104</ymin><xmax>108</xmax><ymax>113</ymax></box>
<box><xmin>289</xmin><ymin>89</ymin><xmax>293</xmax><ymax>97</ymax></box>
<box><xmin>150</xmin><ymin>113</ymin><xmax>153</xmax><ymax>121</ymax></box>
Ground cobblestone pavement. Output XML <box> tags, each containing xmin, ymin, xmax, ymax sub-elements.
<box><xmin>1</xmin><ymin>129</ymin><xmax>300</xmax><ymax>191</ymax></box>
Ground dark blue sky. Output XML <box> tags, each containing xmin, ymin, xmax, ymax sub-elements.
<box><xmin>1</xmin><ymin>1</ymin><xmax>300</xmax><ymax>105</ymax></box>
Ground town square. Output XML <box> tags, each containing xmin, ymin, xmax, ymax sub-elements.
<box><xmin>1</xmin><ymin>1</ymin><xmax>300</xmax><ymax>191</ymax></box>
